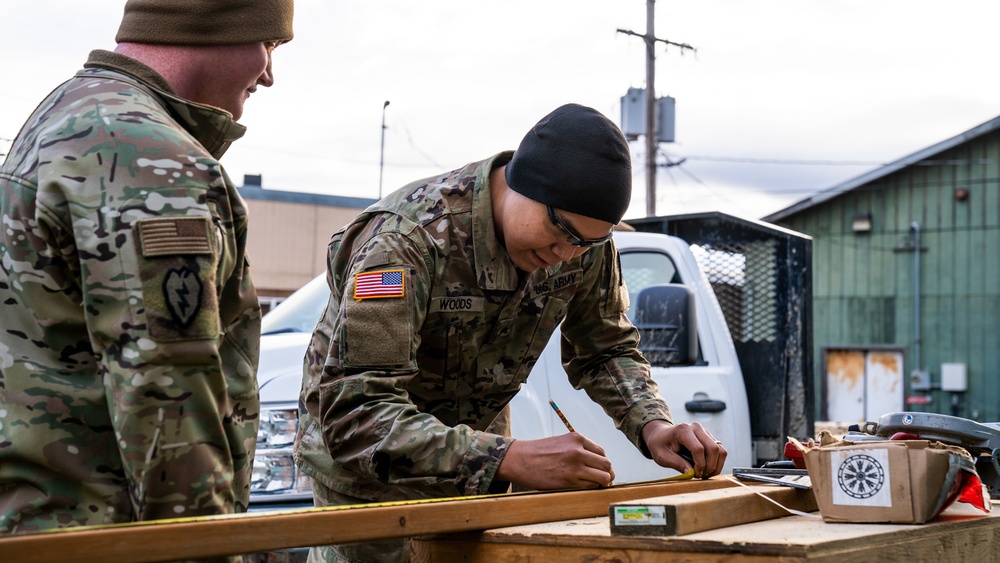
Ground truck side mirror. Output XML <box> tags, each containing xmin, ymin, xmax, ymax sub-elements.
<box><xmin>634</xmin><ymin>284</ymin><xmax>698</xmax><ymax>367</ymax></box>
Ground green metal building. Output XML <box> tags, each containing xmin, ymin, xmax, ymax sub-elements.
<box><xmin>764</xmin><ymin>116</ymin><xmax>1000</xmax><ymax>425</ymax></box>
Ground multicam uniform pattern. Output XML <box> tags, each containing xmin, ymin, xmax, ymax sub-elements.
<box><xmin>0</xmin><ymin>50</ymin><xmax>261</xmax><ymax>533</ymax></box>
<box><xmin>294</xmin><ymin>152</ymin><xmax>673</xmax><ymax>506</ymax></box>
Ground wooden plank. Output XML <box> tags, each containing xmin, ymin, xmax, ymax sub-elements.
<box><xmin>0</xmin><ymin>478</ymin><xmax>733</xmax><ymax>563</ymax></box>
<box><xmin>608</xmin><ymin>485</ymin><xmax>818</xmax><ymax>536</ymax></box>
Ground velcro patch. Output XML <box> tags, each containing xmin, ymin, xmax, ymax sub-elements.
<box><xmin>163</xmin><ymin>267</ymin><xmax>203</xmax><ymax>327</ymax></box>
<box><xmin>430</xmin><ymin>296</ymin><xmax>485</xmax><ymax>313</ymax></box>
<box><xmin>344</xmin><ymin>272</ymin><xmax>412</xmax><ymax>366</ymax></box>
<box><xmin>137</xmin><ymin>217</ymin><xmax>213</xmax><ymax>257</ymax></box>
<box><xmin>354</xmin><ymin>269</ymin><xmax>405</xmax><ymax>300</ymax></box>
<box><xmin>530</xmin><ymin>268</ymin><xmax>583</xmax><ymax>298</ymax></box>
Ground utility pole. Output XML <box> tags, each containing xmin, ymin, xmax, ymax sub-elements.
<box><xmin>618</xmin><ymin>1</ymin><xmax>693</xmax><ymax>217</ymax></box>
<box><xmin>379</xmin><ymin>100</ymin><xmax>390</xmax><ymax>199</ymax></box>
<box><xmin>644</xmin><ymin>0</ymin><xmax>656</xmax><ymax>217</ymax></box>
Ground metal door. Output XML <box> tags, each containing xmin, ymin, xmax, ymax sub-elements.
<box><xmin>824</xmin><ymin>348</ymin><xmax>904</xmax><ymax>424</ymax></box>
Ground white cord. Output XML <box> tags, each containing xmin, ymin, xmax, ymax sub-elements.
<box><xmin>725</xmin><ymin>475</ymin><xmax>822</xmax><ymax>519</ymax></box>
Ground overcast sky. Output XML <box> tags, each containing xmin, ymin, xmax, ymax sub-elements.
<box><xmin>4</xmin><ymin>1</ymin><xmax>1000</xmax><ymax>220</ymax></box>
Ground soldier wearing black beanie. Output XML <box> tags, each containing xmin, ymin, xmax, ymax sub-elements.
<box><xmin>295</xmin><ymin>101</ymin><xmax>728</xmax><ymax>563</ymax></box>
<box><xmin>505</xmin><ymin>104</ymin><xmax>633</xmax><ymax>225</ymax></box>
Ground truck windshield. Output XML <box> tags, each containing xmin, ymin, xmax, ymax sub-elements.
<box><xmin>260</xmin><ymin>275</ymin><xmax>330</xmax><ymax>335</ymax></box>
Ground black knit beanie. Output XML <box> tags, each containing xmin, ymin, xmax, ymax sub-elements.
<box><xmin>505</xmin><ymin>104</ymin><xmax>632</xmax><ymax>224</ymax></box>
<box><xmin>116</xmin><ymin>0</ymin><xmax>294</xmax><ymax>46</ymax></box>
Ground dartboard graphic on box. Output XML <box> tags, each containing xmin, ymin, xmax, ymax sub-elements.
<box><xmin>831</xmin><ymin>448</ymin><xmax>893</xmax><ymax>508</ymax></box>
<box><xmin>837</xmin><ymin>454</ymin><xmax>886</xmax><ymax>499</ymax></box>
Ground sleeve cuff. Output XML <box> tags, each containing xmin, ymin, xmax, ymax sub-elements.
<box><xmin>457</xmin><ymin>432</ymin><xmax>515</xmax><ymax>496</ymax></box>
<box><xmin>621</xmin><ymin>400</ymin><xmax>673</xmax><ymax>458</ymax></box>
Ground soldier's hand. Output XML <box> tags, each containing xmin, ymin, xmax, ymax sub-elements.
<box><xmin>497</xmin><ymin>433</ymin><xmax>615</xmax><ymax>490</ymax></box>
<box><xmin>642</xmin><ymin>420</ymin><xmax>727</xmax><ymax>479</ymax></box>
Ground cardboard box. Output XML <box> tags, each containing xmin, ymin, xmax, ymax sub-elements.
<box><xmin>800</xmin><ymin>433</ymin><xmax>983</xmax><ymax>524</ymax></box>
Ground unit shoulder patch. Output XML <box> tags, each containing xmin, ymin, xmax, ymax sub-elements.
<box><xmin>163</xmin><ymin>266</ymin><xmax>203</xmax><ymax>327</ymax></box>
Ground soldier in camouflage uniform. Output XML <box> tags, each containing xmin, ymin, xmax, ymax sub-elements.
<box><xmin>0</xmin><ymin>0</ymin><xmax>294</xmax><ymax>535</ymax></box>
<box><xmin>295</xmin><ymin>104</ymin><xmax>727</xmax><ymax>562</ymax></box>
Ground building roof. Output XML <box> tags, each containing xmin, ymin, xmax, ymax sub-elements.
<box><xmin>238</xmin><ymin>175</ymin><xmax>377</xmax><ymax>209</ymax></box>
<box><xmin>763</xmin><ymin>114</ymin><xmax>1000</xmax><ymax>223</ymax></box>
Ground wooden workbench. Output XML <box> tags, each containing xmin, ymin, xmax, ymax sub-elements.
<box><xmin>411</xmin><ymin>501</ymin><xmax>1000</xmax><ymax>562</ymax></box>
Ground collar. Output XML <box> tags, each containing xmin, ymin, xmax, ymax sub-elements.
<box><xmin>472</xmin><ymin>151</ymin><xmax>523</xmax><ymax>291</ymax></box>
<box><xmin>82</xmin><ymin>50</ymin><xmax>247</xmax><ymax>159</ymax></box>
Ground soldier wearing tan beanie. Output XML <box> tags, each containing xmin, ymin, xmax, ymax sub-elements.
<box><xmin>0</xmin><ymin>0</ymin><xmax>295</xmax><ymax>544</ymax></box>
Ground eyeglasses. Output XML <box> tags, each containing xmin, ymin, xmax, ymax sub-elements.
<box><xmin>546</xmin><ymin>205</ymin><xmax>613</xmax><ymax>247</ymax></box>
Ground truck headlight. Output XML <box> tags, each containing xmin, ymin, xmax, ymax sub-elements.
<box><xmin>251</xmin><ymin>407</ymin><xmax>313</xmax><ymax>499</ymax></box>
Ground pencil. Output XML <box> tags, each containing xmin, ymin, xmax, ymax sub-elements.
<box><xmin>549</xmin><ymin>400</ymin><xmax>576</xmax><ymax>433</ymax></box>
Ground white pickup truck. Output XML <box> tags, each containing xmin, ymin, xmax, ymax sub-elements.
<box><xmin>250</xmin><ymin>230</ymin><xmax>753</xmax><ymax>509</ymax></box>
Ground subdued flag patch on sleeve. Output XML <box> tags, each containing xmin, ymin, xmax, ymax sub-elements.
<box><xmin>354</xmin><ymin>269</ymin><xmax>405</xmax><ymax>300</ymax></box>
<box><xmin>137</xmin><ymin>216</ymin><xmax>213</xmax><ymax>256</ymax></box>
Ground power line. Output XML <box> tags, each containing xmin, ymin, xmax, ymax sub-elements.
<box><xmin>683</xmin><ymin>155</ymin><xmax>1000</xmax><ymax>167</ymax></box>
<box><xmin>683</xmin><ymin>155</ymin><xmax>883</xmax><ymax>166</ymax></box>
<box><xmin>393</xmin><ymin>116</ymin><xmax>445</xmax><ymax>170</ymax></box>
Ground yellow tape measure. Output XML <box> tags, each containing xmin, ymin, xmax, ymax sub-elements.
<box><xmin>29</xmin><ymin>473</ymin><xmax>699</xmax><ymax>534</ymax></box>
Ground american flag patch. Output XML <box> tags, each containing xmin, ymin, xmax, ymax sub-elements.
<box><xmin>354</xmin><ymin>269</ymin><xmax>405</xmax><ymax>300</ymax></box>
<box><xmin>137</xmin><ymin>217</ymin><xmax>213</xmax><ymax>257</ymax></box>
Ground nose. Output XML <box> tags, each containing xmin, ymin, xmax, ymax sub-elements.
<box><xmin>258</xmin><ymin>57</ymin><xmax>275</xmax><ymax>88</ymax></box>
<box><xmin>550</xmin><ymin>242</ymin><xmax>583</xmax><ymax>263</ymax></box>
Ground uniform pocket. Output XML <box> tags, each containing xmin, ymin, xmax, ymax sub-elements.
<box><xmin>418</xmin><ymin>319</ymin><xmax>461</xmax><ymax>394</ymax></box>
<box><xmin>515</xmin><ymin>296</ymin><xmax>568</xmax><ymax>381</ymax></box>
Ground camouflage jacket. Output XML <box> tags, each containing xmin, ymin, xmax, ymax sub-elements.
<box><xmin>0</xmin><ymin>50</ymin><xmax>261</xmax><ymax>533</ymax></box>
<box><xmin>294</xmin><ymin>152</ymin><xmax>671</xmax><ymax>502</ymax></box>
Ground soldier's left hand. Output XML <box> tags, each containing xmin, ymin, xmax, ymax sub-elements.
<box><xmin>641</xmin><ymin>420</ymin><xmax>727</xmax><ymax>479</ymax></box>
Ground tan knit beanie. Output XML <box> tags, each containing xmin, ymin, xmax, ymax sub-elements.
<box><xmin>116</xmin><ymin>0</ymin><xmax>294</xmax><ymax>46</ymax></box>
